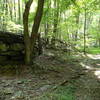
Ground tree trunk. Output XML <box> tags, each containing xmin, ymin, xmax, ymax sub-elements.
<box><xmin>83</xmin><ymin>8</ymin><xmax>87</xmax><ymax>54</ymax></box>
<box><xmin>44</xmin><ymin>0</ymin><xmax>51</xmax><ymax>46</ymax></box>
<box><xmin>23</xmin><ymin>0</ymin><xmax>44</xmax><ymax>64</ymax></box>
<box><xmin>14</xmin><ymin>0</ymin><xmax>17</xmax><ymax>22</ymax></box>
<box><xmin>31</xmin><ymin>0</ymin><xmax>45</xmax><ymax>57</ymax></box>
<box><xmin>38</xmin><ymin>33</ymin><xmax>43</xmax><ymax>55</ymax></box>
<box><xmin>18</xmin><ymin>0</ymin><xmax>21</xmax><ymax>24</ymax></box>
<box><xmin>52</xmin><ymin>0</ymin><xmax>59</xmax><ymax>46</ymax></box>
<box><xmin>9</xmin><ymin>0</ymin><xmax>13</xmax><ymax>20</ymax></box>
<box><xmin>23</xmin><ymin>0</ymin><xmax>33</xmax><ymax>64</ymax></box>
<box><xmin>98</xmin><ymin>18</ymin><xmax>100</xmax><ymax>47</ymax></box>
<box><xmin>75</xmin><ymin>13</ymin><xmax>79</xmax><ymax>41</ymax></box>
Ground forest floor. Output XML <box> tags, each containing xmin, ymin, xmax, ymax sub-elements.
<box><xmin>0</xmin><ymin>50</ymin><xmax>100</xmax><ymax>100</ymax></box>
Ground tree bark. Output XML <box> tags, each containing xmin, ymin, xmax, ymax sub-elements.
<box><xmin>75</xmin><ymin>13</ymin><xmax>79</xmax><ymax>41</ymax></box>
<box><xmin>51</xmin><ymin>0</ymin><xmax>59</xmax><ymax>46</ymax></box>
<box><xmin>23</xmin><ymin>0</ymin><xmax>45</xmax><ymax>64</ymax></box>
<box><xmin>18</xmin><ymin>0</ymin><xmax>21</xmax><ymax>24</ymax></box>
<box><xmin>83</xmin><ymin>8</ymin><xmax>87</xmax><ymax>54</ymax></box>
<box><xmin>31</xmin><ymin>0</ymin><xmax>45</xmax><ymax>57</ymax></box>
<box><xmin>23</xmin><ymin>0</ymin><xmax>33</xmax><ymax>64</ymax></box>
<box><xmin>14</xmin><ymin>0</ymin><xmax>17</xmax><ymax>22</ymax></box>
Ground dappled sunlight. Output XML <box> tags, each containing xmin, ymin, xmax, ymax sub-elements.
<box><xmin>80</xmin><ymin>62</ymin><xmax>100</xmax><ymax>79</ymax></box>
<box><xmin>0</xmin><ymin>0</ymin><xmax>99</xmax><ymax>99</ymax></box>
<box><xmin>96</xmin><ymin>64</ymin><xmax>100</xmax><ymax>66</ymax></box>
<box><xmin>94</xmin><ymin>70</ymin><xmax>100</xmax><ymax>79</ymax></box>
<box><xmin>87</xmin><ymin>54</ymin><xmax>100</xmax><ymax>60</ymax></box>
<box><xmin>80</xmin><ymin>62</ymin><xmax>93</xmax><ymax>70</ymax></box>
<box><xmin>30</xmin><ymin>2</ymin><xmax>37</xmax><ymax>12</ymax></box>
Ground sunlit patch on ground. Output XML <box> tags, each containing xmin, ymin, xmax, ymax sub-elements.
<box><xmin>94</xmin><ymin>70</ymin><xmax>100</xmax><ymax>79</ymax></box>
<box><xmin>96</xmin><ymin>64</ymin><xmax>100</xmax><ymax>66</ymax></box>
<box><xmin>80</xmin><ymin>63</ymin><xmax>100</xmax><ymax>79</ymax></box>
<box><xmin>80</xmin><ymin>54</ymin><xmax>100</xmax><ymax>79</ymax></box>
<box><xmin>80</xmin><ymin>62</ymin><xmax>93</xmax><ymax>70</ymax></box>
<box><xmin>87</xmin><ymin>54</ymin><xmax>100</xmax><ymax>60</ymax></box>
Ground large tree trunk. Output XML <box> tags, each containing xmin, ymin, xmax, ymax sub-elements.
<box><xmin>31</xmin><ymin>0</ymin><xmax>45</xmax><ymax>52</ymax></box>
<box><xmin>23</xmin><ymin>0</ymin><xmax>33</xmax><ymax>65</ymax></box>
<box><xmin>30</xmin><ymin>0</ymin><xmax>44</xmax><ymax>62</ymax></box>
<box><xmin>23</xmin><ymin>0</ymin><xmax>44</xmax><ymax>65</ymax></box>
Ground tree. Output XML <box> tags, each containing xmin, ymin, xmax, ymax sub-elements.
<box><xmin>23</xmin><ymin>0</ymin><xmax>45</xmax><ymax>64</ymax></box>
<box><xmin>83</xmin><ymin>8</ymin><xmax>87</xmax><ymax>54</ymax></box>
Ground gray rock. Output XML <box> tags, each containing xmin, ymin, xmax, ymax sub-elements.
<box><xmin>17</xmin><ymin>80</ymin><xmax>24</xmax><ymax>84</ymax></box>
<box><xmin>11</xmin><ymin>91</ymin><xmax>24</xmax><ymax>100</ymax></box>
<box><xmin>39</xmin><ymin>85</ymin><xmax>51</xmax><ymax>92</ymax></box>
<box><xmin>3</xmin><ymin>87</ymin><xmax>14</xmax><ymax>95</ymax></box>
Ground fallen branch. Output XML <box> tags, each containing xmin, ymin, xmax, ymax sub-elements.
<box><xmin>51</xmin><ymin>73</ymin><xmax>85</xmax><ymax>91</ymax></box>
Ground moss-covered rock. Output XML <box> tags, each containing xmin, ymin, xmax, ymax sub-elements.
<box><xmin>10</xmin><ymin>43</ymin><xmax>24</xmax><ymax>51</ymax></box>
<box><xmin>0</xmin><ymin>43</ymin><xmax>8</xmax><ymax>51</ymax></box>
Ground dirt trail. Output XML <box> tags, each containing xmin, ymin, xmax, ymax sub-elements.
<box><xmin>75</xmin><ymin>54</ymin><xmax>100</xmax><ymax>100</ymax></box>
<box><xmin>0</xmin><ymin>54</ymin><xmax>100</xmax><ymax>100</ymax></box>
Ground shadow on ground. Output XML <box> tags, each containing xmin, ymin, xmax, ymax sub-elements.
<box><xmin>0</xmin><ymin>50</ymin><xmax>100</xmax><ymax>100</ymax></box>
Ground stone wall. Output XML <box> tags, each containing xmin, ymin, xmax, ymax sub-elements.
<box><xmin>0</xmin><ymin>31</ymin><xmax>24</xmax><ymax>65</ymax></box>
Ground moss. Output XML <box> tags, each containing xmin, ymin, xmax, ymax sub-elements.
<box><xmin>10</xmin><ymin>43</ymin><xmax>24</xmax><ymax>51</ymax></box>
<box><xmin>86</xmin><ymin>47</ymin><xmax>100</xmax><ymax>54</ymax></box>
<box><xmin>36</xmin><ymin>84</ymin><xmax>76</xmax><ymax>100</ymax></box>
<box><xmin>0</xmin><ymin>43</ymin><xmax>8</xmax><ymax>51</ymax></box>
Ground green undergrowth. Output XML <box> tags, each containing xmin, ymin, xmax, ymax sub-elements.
<box><xmin>86</xmin><ymin>47</ymin><xmax>100</xmax><ymax>54</ymax></box>
<box><xmin>35</xmin><ymin>83</ymin><xmax>76</xmax><ymax>100</ymax></box>
<box><xmin>78</xmin><ymin>47</ymin><xmax>100</xmax><ymax>54</ymax></box>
